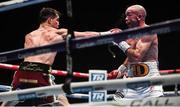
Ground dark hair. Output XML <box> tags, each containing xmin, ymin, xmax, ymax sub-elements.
<box><xmin>39</xmin><ymin>7</ymin><xmax>61</xmax><ymax>23</ymax></box>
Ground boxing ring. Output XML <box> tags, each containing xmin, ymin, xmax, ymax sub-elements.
<box><xmin>0</xmin><ymin>1</ymin><xmax>180</xmax><ymax>106</ymax></box>
<box><xmin>0</xmin><ymin>17</ymin><xmax>179</xmax><ymax>106</ymax></box>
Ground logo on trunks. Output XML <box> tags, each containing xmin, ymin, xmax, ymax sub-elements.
<box><xmin>20</xmin><ymin>63</ymin><xmax>44</xmax><ymax>72</ymax></box>
<box><xmin>130</xmin><ymin>63</ymin><xmax>149</xmax><ymax>77</ymax></box>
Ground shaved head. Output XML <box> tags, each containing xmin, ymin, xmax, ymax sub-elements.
<box><xmin>126</xmin><ymin>5</ymin><xmax>147</xmax><ymax>20</ymax></box>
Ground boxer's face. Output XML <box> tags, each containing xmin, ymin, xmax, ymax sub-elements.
<box><xmin>125</xmin><ymin>9</ymin><xmax>139</xmax><ymax>28</ymax></box>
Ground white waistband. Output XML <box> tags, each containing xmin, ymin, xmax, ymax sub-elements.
<box><xmin>128</xmin><ymin>61</ymin><xmax>158</xmax><ymax>69</ymax></box>
<box><xmin>127</xmin><ymin>61</ymin><xmax>159</xmax><ymax>77</ymax></box>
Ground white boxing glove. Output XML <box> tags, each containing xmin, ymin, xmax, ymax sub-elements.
<box><xmin>117</xmin><ymin>64</ymin><xmax>127</xmax><ymax>73</ymax></box>
<box><xmin>119</xmin><ymin>41</ymin><xmax>131</xmax><ymax>53</ymax></box>
<box><xmin>108</xmin><ymin>64</ymin><xmax>127</xmax><ymax>79</ymax></box>
<box><xmin>117</xmin><ymin>64</ymin><xmax>127</xmax><ymax>78</ymax></box>
<box><xmin>99</xmin><ymin>31</ymin><xmax>112</xmax><ymax>36</ymax></box>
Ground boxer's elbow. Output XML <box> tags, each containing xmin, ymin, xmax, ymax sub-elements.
<box><xmin>127</xmin><ymin>49</ymin><xmax>142</xmax><ymax>61</ymax></box>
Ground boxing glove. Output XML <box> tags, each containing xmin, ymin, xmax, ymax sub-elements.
<box><xmin>108</xmin><ymin>64</ymin><xmax>127</xmax><ymax>79</ymax></box>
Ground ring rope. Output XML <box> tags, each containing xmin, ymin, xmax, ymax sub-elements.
<box><xmin>0</xmin><ymin>63</ymin><xmax>88</xmax><ymax>78</ymax></box>
<box><xmin>1</xmin><ymin>73</ymin><xmax>180</xmax><ymax>102</ymax></box>
<box><xmin>66</xmin><ymin>93</ymin><xmax>113</xmax><ymax>100</ymax></box>
<box><xmin>0</xmin><ymin>18</ymin><xmax>180</xmax><ymax>62</ymax></box>
<box><xmin>68</xmin><ymin>91</ymin><xmax>180</xmax><ymax>100</ymax></box>
<box><xmin>0</xmin><ymin>63</ymin><xmax>179</xmax><ymax>78</ymax></box>
<box><xmin>0</xmin><ymin>84</ymin><xmax>177</xmax><ymax>100</ymax></box>
<box><xmin>0</xmin><ymin>0</ymin><xmax>53</xmax><ymax>13</ymax></box>
<box><xmin>66</xmin><ymin>91</ymin><xmax>180</xmax><ymax>100</ymax></box>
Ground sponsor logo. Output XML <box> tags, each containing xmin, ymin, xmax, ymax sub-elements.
<box><xmin>89</xmin><ymin>70</ymin><xmax>107</xmax><ymax>103</ymax></box>
<box><xmin>89</xmin><ymin>91</ymin><xmax>106</xmax><ymax>102</ymax></box>
<box><xmin>130</xmin><ymin>98</ymin><xmax>175</xmax><ymax>106</ymax></box>
<box><xmin>91</xmin><ymin>73</ymin><xmax>106</xmax><ymax>81</ymax></box>
<box><xmin>18</xmin><ymin>92</ymin><xmax>37</xmax><ymax>100</ymax></box>
<box><xmin>72</xmin><ymin>86</ymin><xmax>94</xmax><ymax>93</ymax></box>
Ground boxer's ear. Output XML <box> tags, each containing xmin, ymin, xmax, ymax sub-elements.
<box><xmin>47</xmin><ymin>17</ymin><xmax>52</xmax><ymax>23</ymax></box>
<box><xmin>137</xmin><ymin>14</ymin><xmax>142</xmax><ymax>20</ymax></box>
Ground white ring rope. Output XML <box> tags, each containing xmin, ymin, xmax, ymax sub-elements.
<box><xmin>0</xmin><ymin>0</ymin><xmax>53</xmax><ymax>12</ymax></box>
<box><xmin>0</xmin><ymin>85</ymin><xmax>11</xmax><ymax>92</ymax></box>
<box><xmin>0</xmin><ymin>0</ymin><xmax>28</xmax><ymax>6</ymax></box>
<box><xmin>66</xmin><ymin>93</ymin><xmax>114</xmax><ymax>99</ymax></box>
<box><xmin>0</xmin><ymin>73</ymin><xmax>180</xmax><ymax>102</ymax></box>
<box><xmin>0</xmin><ymin>85</ymin><xmax>177</xmax><ymax>100</ymax></box>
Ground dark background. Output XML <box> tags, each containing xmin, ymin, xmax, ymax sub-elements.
<box><xmin>0</xmin><ymin>0</ymin><xmax>179</xmax><ymax>103</ymax></box>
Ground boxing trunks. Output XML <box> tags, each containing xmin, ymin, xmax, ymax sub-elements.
<box><xmin>11</xmin><ymin>61</ymin><xmax>55</xmax><ymax>106</ymax></box>
<box><xmin>114</xmin><ymin>61</ymin><xmax>164</xmax><ymax>101</ymax></box>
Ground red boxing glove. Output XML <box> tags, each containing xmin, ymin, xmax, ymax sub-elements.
<box><xmin>108</xmin><ymin>69</ymin><xmax>119</xmax><ymax>79</ymax></box>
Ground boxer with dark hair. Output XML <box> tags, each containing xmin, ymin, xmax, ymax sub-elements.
<box><xmin>5</xmin><ymin>7</ymin><xmax>103</xmax><ymax>106</ymax></box>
